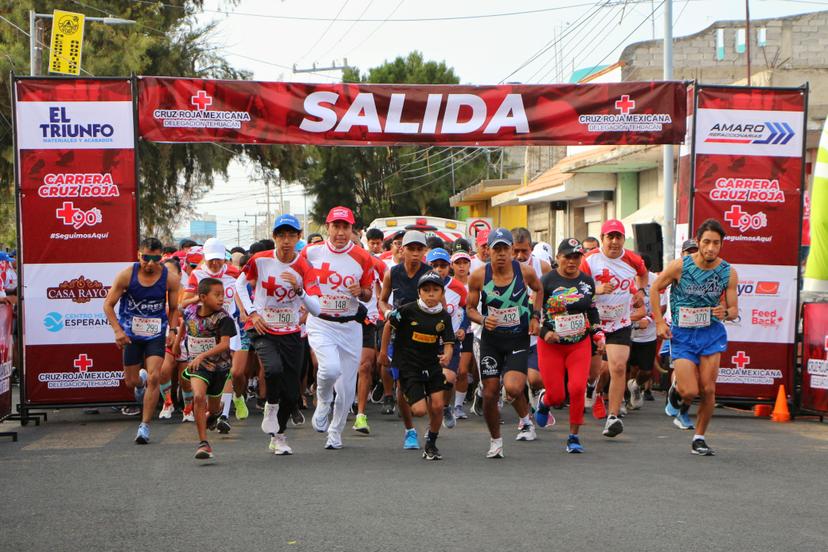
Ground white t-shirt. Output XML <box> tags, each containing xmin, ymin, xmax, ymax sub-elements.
<box><xmin>301</xmin><ymin>241</ymin><xmax>374</xmax><ymax>318</ymax></box>
<box><xmin>581</xmin><ymin>248</ymin><xmax>647</xmax><ymax>333</ymax></box>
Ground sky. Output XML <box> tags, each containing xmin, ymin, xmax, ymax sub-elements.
<box><xmin>178</xmin><ymin>0</ymin><xmax>825</xmax><ymax>245</ymax></box>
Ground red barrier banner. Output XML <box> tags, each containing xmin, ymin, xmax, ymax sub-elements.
<box><xmin>138</xmin><ymin>77</ymin><xmax>687</xmax><ymax>146</ymax></box>
<box><xmin>14</xmin><ymin>78</ymin><xmax>138</xmax><ymax>406</ymax></box>
<box><xmin>690</xmin><ymin>85</ymin><xmax>806</xmax><ymax>400</ymax></box>
<box><xmin>801</xmin><ymin>302</ymin><xmax>828</xmax><ymax>414</ymax></box>
<box><xmin>0</xmin><ymin>304</ymin><xmax>13</xmax><ymax>420</ymax></box>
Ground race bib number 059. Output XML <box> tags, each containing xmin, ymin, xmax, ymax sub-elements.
<box><xmin>132</xmin><ymin>316</ymin><xmax>162</xmax><ymax>337</ymax></box>
<box><xmin>678</xmin><ymin>307</ymin><xmax>711</xmax><ymax>328</ymax></box>
<box><xmin>553</xmin><ymin>313</ymin><xmax>586</xmax><ymax>337</ymax></box>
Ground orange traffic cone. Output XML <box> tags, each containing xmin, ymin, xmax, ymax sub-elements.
<box><xmin>592</xmin><ymin>394</ymin><xmax>607</xmax><ymax>420</ymax></box>
<box><xmin>771</xmin><ymin>385</ymin><xmax>791</xmax><ymax>423</ymax></box>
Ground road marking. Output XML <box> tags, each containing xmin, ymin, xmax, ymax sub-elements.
<box><xmin>23</xmin><ymin>423</ymin><xmax>124</xmax><ymax>450</ymax></box>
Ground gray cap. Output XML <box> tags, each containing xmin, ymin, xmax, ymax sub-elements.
<box><xmin>681</xmin><ymin>239</ymin><xmax>699</xmax><ymax>252</ymax></box>
<box><xmin>402</xmin><ymin>230</ymin><xmax>427</xmax><ymax>247</ymax></box>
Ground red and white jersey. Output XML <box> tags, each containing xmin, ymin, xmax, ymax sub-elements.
<box><xmin>581</xmin><ymin>248</ymin><xmax>647</xmax><ymax>333</ymax></box>
<box><xmin>361</xmin><ymin>256</ymin><xmax>387</xmax><ymax>323</ymax></box>
<box><xmin>444</xmin><ymin>277</ymin><xmax>468</xmax><ymax>333</ymax></box>
<box><xmin>186</xmin><ymin>264</ymin><xmax>241</xmax><ymax>318</ymax></box>
<box><xmin>241</xmin><ymin>250</ymin><xmax>319</xmax><ymax>335</ymax></box>
<box><xmin>632</xmin><ymin>271</ymin><xmax>668</xmax><ymax>343</ymax></box>
<box><xmin>301</xmin><ymin>241</ymin><xmax>374</xmax><ymax>318</ymax></box>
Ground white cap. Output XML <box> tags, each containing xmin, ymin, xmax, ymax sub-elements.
<box><xmin>203</xmin><ymin>238</ymin><xmax>226</xmax><ymax>261</ymax></box>
<box><xmin>532</xmin><ymin>242</ymin><xmax>553</xmax><ymax>265</ymax></box>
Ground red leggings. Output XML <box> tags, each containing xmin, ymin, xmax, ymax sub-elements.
<box><xmin>537</xmin><ymin>337</ymin><xmax>591</xmax><ymax>426</ymax></box>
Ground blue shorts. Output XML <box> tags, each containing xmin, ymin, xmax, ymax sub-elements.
<box><xmin>527</xmin><ymin>344</ymin><xmax>538</xmax><ymax>370</ymax></box>
<box><xmin>670</xmin><ymin>322</ymin><xmax>728</xmax><ymax>366</ymax></box>
<box><xmin>123</xmin><ymin>335</ymin><xmax>165</xmax><ymax>366</ymax></box>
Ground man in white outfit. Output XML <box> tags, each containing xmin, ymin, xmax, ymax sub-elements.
<box><xmin>302</xmin><ymin>206</ymin><xmax>375</xmax><ymax>449</ymax></box>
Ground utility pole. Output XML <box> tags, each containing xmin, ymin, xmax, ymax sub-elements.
<box><xmin>244</xmin><ymin>212</ymin><xmax>268</xmax><ymax>240</ymax></box>
<box><xmin>745</xmin><ymin>0</ymin><xmax>752</xmax><ymax>85</ymax></box>
<box><xmin>663</xmin><ymin>0</ymin><xmax>675</xmax><ymax>267</ymax></box>
<box><xmin>450</xmin><ymin>151</ymin><xmax>457</xmax><ymax>219</ymax></box>
<box><xmin>293</xmin><ymin>59</ymin><xmax>352</xmax><ymax>74</ymax></box>
<box><xmin>228</xmin><ymin>219</ymin><xmax>248</xmax><ymax>247</ymax></box>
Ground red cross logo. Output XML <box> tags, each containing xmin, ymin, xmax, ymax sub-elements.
<box><xmin>724</xmin><ymin>205</ymin><xmax>745</xmax><ymax>228</ymax></box>
<box><xmin>615</xmin><ymin>95</ymin><xmax>635</xmax><ymax>115</ymax></box>
<box><xmin>74</xmin><ymin>353</ymin><xmax>93</xmax><ymax>373</ymax></box>
<box><xmin>191</xmin><ymin>90</ymin><xmax>213</xmax><ymax>111</ymax></box>
<box><xmin>731</xmin><ymin>350</ymin><xmax>750</xmax><ymax>369</ymax></box>
<box><xmin>56</xmin><ymin>201</ymin><xmax>79</xmax><ymax>225</ymax></box>
<box><xmin>595</xmin><ymin>268</ymin><xmax>614</xmax><ymax>284</ymax></box>
<box><xmin>316</xmin><ymin>262</ymin><xmax>335</xmax><ymax>285</ymax></box>
<box><xmin>261</xmin><ymin>276</ymin><xmax>280</xmax><ymax>297</ymax></box>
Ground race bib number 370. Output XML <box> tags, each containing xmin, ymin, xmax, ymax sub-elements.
<box><xmin>678</xmin><ymin>307</ymin><xmax>711</xmax><ymax>328</ymax></box>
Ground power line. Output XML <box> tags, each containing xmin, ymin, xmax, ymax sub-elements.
<box><xmin>316</xmin><ymin>0</ymin><xmax>375</xmax><ymax>63</ymax></box>
<box><xmin>0</xmin><ymin>13</ymin><xmax>96</xmax><ymax>76</ymax></box>
<box><xmin>224</xmin><ymin>50</ymin><xmax>342</xmax><ymax>80</ymax></box>
<box><xmin>297</xmin><ymin>0</ymin><xmax>351</xmax><ymax>63</ymax></box>
<box><xmin>344</xmin><ymin>0</ymin><xmax>405</xmax><ymax>58</ymax></box>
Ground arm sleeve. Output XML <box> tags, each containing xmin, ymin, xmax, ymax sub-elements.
<box><xmin>218</xmin><ymin>315</ymin><xmax>238</xmax><ymax>338</ymax></box>
<box><xmin>235</xmin><ymin>274</ymin><xmax>255</xmax><ymax>314</ymax></box>
<box><xmin>301</xmin><ymin>293</ymin><xmax>321</xmax><ymax>317</ymax></box>
<box><xmin>441</xmin><ymin>312</ymin><xmax>455</xmax><ymax>343</ymax></box>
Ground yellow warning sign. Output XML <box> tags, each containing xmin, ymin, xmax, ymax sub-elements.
<box><xmin>48</xmin><ymin>10</ymin><xmax>85</xmax><ymax>75</ymax></box>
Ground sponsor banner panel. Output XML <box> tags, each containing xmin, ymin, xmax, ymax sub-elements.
<box><xmin>14</xmin><ymin>101</ymin><xmax>134</xmax><ymax>150</ymax></box>
<box><xmin>801</xmin><ymin>302</ymin><xmax>828</xmax><ymax>414</ymax></box>
<box><xmin>724</xmin><ymin>264</ymin><xmax>797</xmax><ymax>344</ymax></box>
<box><xmin>138</xmin><ymin>77</ymin><xmax>687</xmax><ymax>146</ymax></box>
<box><xmin>0</xmin><ymin>305</ymin><xmax>13</xmax><ymax>420</ymax></box>
<box><xmin>22</xmin><ymin>262</ymin><xmax>123</xmax><ymax>346</ymax></box>
<box><xmin>694</xmin><ymin>108</ymin><xmax>804</xmax><ymax>158</ymax></box>
<box><xmin>716</xmin><ymin>341</ymin><xmax>792</xmax><ymax>399</ymax></box>
<box><xmin>24</xmin><ymin>343</ymin><xmax>133</xmax><ymax>405</ymax></box>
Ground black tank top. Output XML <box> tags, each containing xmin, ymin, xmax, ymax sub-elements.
<box><xmin>390</xmin><ymin>263</ymin><xmax>431</xmax><ymax>309</ymax></box>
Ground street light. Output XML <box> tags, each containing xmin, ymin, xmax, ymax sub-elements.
<box><xmin>29</xmin><ymin>10</ymin><xmax>136</xmax><ymax>76</ymax></box>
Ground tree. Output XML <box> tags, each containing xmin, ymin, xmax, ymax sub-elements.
<box><xmin>0</xmin><ymin>0</ymin><xmax>305</xmax><ymax>243</ymax></box>
<box><xmin>305</xmin><ymin>51</ymin><xmax>493</xmax><ymax>226</ymax></box>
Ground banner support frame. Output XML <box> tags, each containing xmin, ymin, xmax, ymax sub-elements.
<box><xmin>793</xmin><ymin>82</ymin><xmax>810</xmax><ymax>415</ymax></box>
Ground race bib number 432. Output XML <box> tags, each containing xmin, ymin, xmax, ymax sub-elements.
<box><xmin>488</xmin><ymin>306</ymin><xmax>520</xmax><ymax>327</ymax></box>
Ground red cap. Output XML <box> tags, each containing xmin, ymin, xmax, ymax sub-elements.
<box><xmin>600</xmin><ymin>219</ymin><xmax>626</xmax><ymax>236</ymax></box>
<box><xmin>475</xmin><ymin>229</ymin><xmax>490</xmax><ymax>246</ymax></box>
<box><xmin>326</xmin><ymin>206</ymin><xmax>355</xmax><ymax>225</ymax></box>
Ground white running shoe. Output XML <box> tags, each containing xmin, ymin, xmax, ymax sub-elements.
<box><xmin>324</xmin><ymin>431</ymin><xmax>343</xmax><ymax>450</ymax></box>
<box><xmin>619</xmin><ymin>402</ymin><xmax>628</xmax><ymax>418</ymax></box>
<box><xmin>158</xmin><ymin>402</ymin><xmax>174</xmax><ymax>420</ymax></box>
<box><xmin>261</xmin><ymin>402</ymin><xmax>280</xmax><ymax>434</ymax></box>
<box><xmin>312</xmin><ymin>402</ymin><xmax>331</xmax><ymax>433</ymax></box>
<box><xmin>272</xmin><ymin>433</ymin><xmax>293</xmax><ymax>455</ymax></box>
<box><xmin>627</xmin><ymin>379</ymin><xmax>643</xmax><ymax>410</ymax></box>
<box><xmin>603</xmin><ymin>414</ymin><xmax>624</xmax><ymax>437</ymax></box>
<box><xmin>486</xmin><ymin>438</ymin><xmax>504</xmax><ymax>459</ymax></box>
<box><xmin>585</xmin><ymin>383</ymin><xmax>595</xmax><ymax>409</ymax></box>
<box><xmin>516</xmin><ymin>422</ymin><xmax>537</xmax><ymax>441</ymax></box>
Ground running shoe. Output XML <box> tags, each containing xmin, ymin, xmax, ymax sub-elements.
<box><xmin>370</xmin><ymin>382</ymin><xmax>385</xmax><ymax>403</ymax></box>
<box><xmin>674</xmin><ymin>411</ymin><xmax>695</xmax><ymax>430</ymax></box>
<box><xmin>442</xmin><ymin>406</ymin><xmax>456</xmax><ymax>429</ymax></box>
<box><xmin>602</xmin><ymin>414</ymin><xmax>624</xmax><ymax>438</ymax></box>
<box><xmin>272</xmin><ymin>433</ymin><xmax>293</xmax><ymax>455</ymax></box>
<box><xmin>627</xmin><ymin>379</ymin><xmax>643</xmax><ymax>410</ymax></box>
<box><xmin>261</xmin><ymin>402</ymin><xmax>280</xmax><ymax>434</ymax></box>
<box><xmin>206</xmin><ymin>413</ymin><xmax>220</xmax><ymax>431</ymax></box>
<box><xmin>135</xmin><ymin>422</ymin><xmax>150</xmax><ymax>444</ymax></box>
<box><xmin>255</xmin><ymin>398</ymin><xmax>266</xmax><ymax>412</ymax></box>
<box><xmin>381</xmin><ymin>395</ymin><xmax>395</xmax><ymax>415</ymax></box>
<box><xmin>585</xmin><ymin>383</ymin><xmax>596</xmax><ymax>409</ymax></box>
<box><xmin>665</xmin><ymin>383</ymin><xmax>681</xmax><ymax>417</ymax></box>
<box><xmin>158</xmin><ymin>400</ymin><xmax>174</xmax><ymax>420</ymax></box>
<box><xmin>216</xmin><ymin>415</ymin><xmax>231</xmax><ymax>434</ymax></box>
<box><xmin>324</xmin><ymin>431</ymin><xmax>343</xmax><ymax>450</ymax></box>
<box><xmin>691</xmin><ymin>438</ymin><xmax>715</xmax><ymax>456</ymax></box>
<box><xmin>233</xmin><ymin>394</ymin><xmax>249</xmax><ymax>420</ymax></box>
<box><xmin>121</xmin><ymin>406</ymin><xmax>141</xmax><ymax>417</ymax></box>
<box><xmin>454</xmin><ymin>404</ymin><xmax>468</xmax><ymax>420</ymax></box>
<box><xmin>516</xmin><ymin>421</ymin><xmax>537</xmax><ymax>441</ymax></box>
<box><xmin>566</xmin><ymin>434</ymin><xmax>584</xmax><ymax>453</ymax></box>
<box><xmin>312</xmin><ymin>402</ymin><xmax>331</xmax><ymax>433</ymax></box>
<box><xmin>486</xmin><ymin>438</ymin><xmax>504</xmax><ymax>459</ymax></box>
<box><xmin>423</xmin><ymin>441</ymin><xmax>442</xmax><ymax>461</ymax></box>
<box><xmin>643</xmin><ymin>389</ymin><xmax>655</xmax><ymax>401</ymax></box>
<box><xmin>290</xmin><ymin>407</ymin><xmax>305</xmax><ymax>426</ymax></box>
<box><xmin>181</xmin><ymin>402</ymin><xmax>195</xmax><ymax>423</ymax></box>
<box><xmin>619</xmin><ymin>402</ymin><xmax>628</xmax><ymax>418</ymax></box>
<box><xmin>353</xmin><ymin>413</ymin><xmax>370</xmax><ymax>434</ymax></box>
<box><xmin>134</xmin><ymin>368</ymin><xmax>148</xmax><ymax>403</ymax></box>
<box><xmin>471</xmin><ymin>388</ymin><xmax>484</xmax><ymax>416</ymax></box>
<box><xmin>403</xmin><ymin>428</ymin><xmax>419</xmax><ymax>450</ymax></box>
<box><xmin>194</xmin><ymin>441</ymin><xmax>213</xmax><ymax>460</ymax></box>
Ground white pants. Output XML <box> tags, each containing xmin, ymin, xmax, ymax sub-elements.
<box><xmin>307</xmin><ymin>316</ymin><xmax>361</xmax><ymax>436</ymax></box>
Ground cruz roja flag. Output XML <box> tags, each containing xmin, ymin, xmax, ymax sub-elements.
<box><xmin>804</xmin><ymin>117</ymin><xmax>828</xmax><ymax>292</ymax></box>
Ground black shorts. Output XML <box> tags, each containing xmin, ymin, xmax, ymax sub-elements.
<box><xmin>460</xmin><ymin>332</ymin><xmax>474</xmax><ymax>353</ymax></box>
<box><xmin>400</xmin><ymin>367</ymin><xmax>449</xmax><ymax>405</ymax></box>
<box><xmin>362</xmin><ymin>322</ymin><xmax>377</xmax><ymax>350</ymax></box>
<box><xmin>605</xmin><ymin>326</ymin><xmax>633</xmax><ymax>346</ymax></box>
<box><xmin>478</xmin><ymin>332</ymin><xmax>530</xmax><ymax>379</ymax></box>
<box><xmin>375</xmin><ymin>320</ymin><xmax>385</xmax><ymax>350</ymax></box>
<box><xmin>183</xmin><ymin>367</ymin><xmax>230</xmax><ymax>397</ymax></box>
<box><xmin>630</xmin><ymin>340</ymin><xmax>658</xmax><ymax>371</ymax></box>
<box><xmin>527</xmin><ymin>344</ymin><xmax>538</xmax><ymax>370</ymax></box>
<box><xmin>123</xmin><ymin>335</ymin><xmax>165</xmax><ymax>366</ymax></box>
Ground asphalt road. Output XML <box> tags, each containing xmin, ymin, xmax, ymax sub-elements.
<box><xmin>2</xmin><ymin>392</ymin><xmax>827</xmax><ymax>551</ymax></box>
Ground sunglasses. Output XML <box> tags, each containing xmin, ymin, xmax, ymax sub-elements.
<box><xmin>188</xmin><ymin>262</ymin><xmax>199</xmax><ymax>268</ymax></box>
<box><xmin>141</xmin><ymin>254</ymin><xmax>162</xmax><ymax>263</ymax></box>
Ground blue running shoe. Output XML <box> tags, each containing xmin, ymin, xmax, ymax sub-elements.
<box><xmin>403</xmin><ymin>428</ymin><xmax>419</xmax><ymax>450</ymax></box>
<box><xmin>664</xmin><ymin>383</ymin><xmax>680</xmax><ymax>417</ymax></box>
<box><xmin>135</xmin><ymin>422</ymin><xmax>150</xmax><ymax>444</ymax></box>
<box><xmin>134</xmin><ymin>368</ymin><xmax>148</xmax><ymax>404</ymax></box>
<box><xmin>674</xmin><ymin>411</ymin><xmax>695</xmax><ymax>430</ymax></box>
<box><xmin>566</xmin><ymin>434</ymin><xmax>583</xmax><ymax>453</ymax></box>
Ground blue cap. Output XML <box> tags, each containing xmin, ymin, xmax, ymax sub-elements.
<box><xmin>295</xmin><ymin>239</ymin><xmax>306</xmax><ymax>252</ymax></box>
<box><xmin>487</xmin><ymin>227</ymin><xmax>513</xmax><ymax>248</ymax></box>
<box><xmin>426</xmin><ymin>248</ymin><xmax>451</xmax><ymax>264</ymax></box>
<box><xmin>273</xmin><ymin>214</ymin><xmax>301</xmax><ymax>231</ymax></box>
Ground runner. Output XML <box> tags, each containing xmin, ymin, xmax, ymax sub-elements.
<box><xmin>469</xmin><ymin>229</ymin><xmax>490</xmax><ymax>274</ymax></box>
<box><xmin>181</xmin><ymin>278</ymin><xmax>237</xmax><ymax>460</ymax></box>
<box><xmin>627</xmin><ymin>254</ymin><xmax>667</xmax><ymax>410</ymax></box>
<box><xmin>450</xmin><ymin>250</ymin><xmax>474</xmax><ymax>420</ymax></box>
<box><xmin>379</xmin><ymin>271</ymin><xmax>455</xmax><ymax>460</ymax></box>
<box><xmin>466</xmin><ymin>228</ymin><xmax>543</xmax><ymax>458</ymax></box>
<box><xmin>651</xmin><ymin>219</ymin><xmax>738</xmax><ymax>456</ymax></box>
<box><xmin>468</xmin><ymin>229</ymin><xmax>490</xmax><ymax>415</ymax></box>
<box><xmin>365</xmin><ymin>228</ymin><xmax>385</xmax><ymax>256</ymax></box>
<box><xmin>580</xmin><ymin>220</ymin><xmax>648</xmax><ymax>438</ymax></box>
<box><xmin>379</xmin><ymin>230</ymin><xmax>432</xmax><ymax>449</ymax></box>
<box><xmin>582</xmin><ymin>237</ymin><xmax>599</xmax><ymax>254</ymax></box>
<box><xmin>378</xmin><ymin>230</ymin><xmax>403</xmax><ymax>415</ymax></box>
<box><xmin>235</xmin><ymin>214</ymin><xmax>321</xmax><ymax>455</ymax></box>
<box><xmin>303</xmin><ymin>207</ymin><xmax>374</xmax><ymax>450</ymax></box>
<box><xmin>158</xmin><ymin>258</ymin><xmax>184</xmax><ymax>420</ymax></box>
<box><xmin>534</xmin><ymin>238</ymin><xmax>604</xmax><ymax>453</ymax></box>
<box><xmin>103</xmin><ymin>237</ymin><xmax>180</xmax><ymax>444</ymax></box>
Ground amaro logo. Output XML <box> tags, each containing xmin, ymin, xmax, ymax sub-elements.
<box><xmin>44</xmin><ymin>312</ymin><xmax>64</xmax><ymax>332</ymax></box>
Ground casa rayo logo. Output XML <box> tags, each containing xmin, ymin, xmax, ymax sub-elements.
<box><xmin>703</xmin><ymin>120</ymin><xmax>795</xmax><ymax>145</ymax></box>
<box><xmin>152</xmin><ymin>90</ymin><xmax>251</xmax><ymax>129</ymax></box>
<box><xmin>47</xmin><ymin>276</ymin><xmax>110</xmax><ymax>304</ymax></box>
<box><xmin>578</xmin><ymin>95</ymin><xmax>673</xmax><ymax>133</ymax></box>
